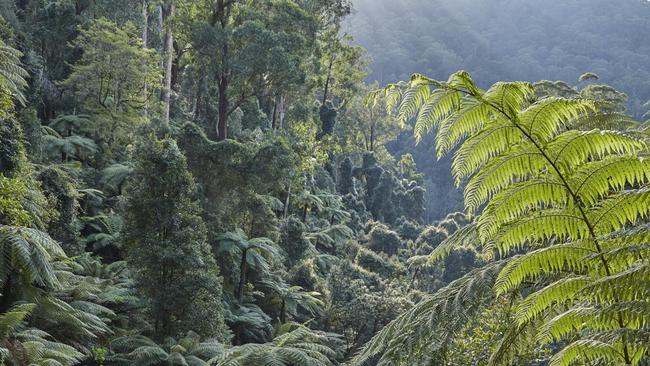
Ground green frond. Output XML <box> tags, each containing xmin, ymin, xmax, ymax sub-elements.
<box><xmin>518</xmin><ymin>98</ymin><xmax>595</xmax><ymax>142</ymax></box>
<box><xmin>129</xmin><ymin>345</ymin><xmax>169</xmax><ymax>366</ymax></box>
<box><xmin>0</xmin><ymin>303</ymin><xmax>35</xmax><ymax>338</ymax></box>
<box><xmin>495</xmin><ymin>209</ymin><xmax>589</xmax><ymax>256</ymax></box>
<box><xmin>0</xmin><ymin>40</ymin><xmax>29</xmax><ymax>105</ymax></box>
<box><xmin>582</xmin><ymin>265</ymin><xmax>650</xmax><ymax>305</ymax></box>
<box><xmin>549</xmin><ymin>339</ymin><xmax>625</xmax><ymax>366</ymax></box>
<box><xmin>413</xmin><ymin>89</ymin><xmax>462</xmax><ymax>143</ymax></box>
<box><xmin>464</xmin><ymin>149</ymin><xmax>547</xmax><ymax>213</ymax></box>
<box><xmin>427</xmin><ymin>223</ymin><xmax>479</xmax><ymax>263</ymax></box>
<box><xmin>570</xmin><ymin>155</ymin><xmax>650</xmax><ymax>206</ymax></box>
<box><xmin>494</xmin><ymin>243</ymin><xmax>595</xmax><ymax>295</ymax></box>
<box><xmin>547</xmin><ymin>129</ymin><xmax>645</xmax><ymax>171</ymax></box>
<box><xmin>590</xmin><ymin>189</ymin><xmax>650</xmax><ymax>234</ymax></box>
<box><xmin>437</xmin><ymin>101</ymin><xmax>493</xmax><ymax>158</ymax></box>
<box><xmin>572</xmin><ymin>112</ymin><xmax>640</xmax><ymax>130</ymax></box>
<box><xmin>514</xmin><ymin>276</ymin><xmax>592</xmax><ymax>327</ymax></box>
<box><xmin>0</xmin><ymin>226</ymin><xmax>65</xmax><ymax>290</ymax></box>
<box><xmin>451</xmin><ymin>121</ymin><xmax>524</xmax><ymax>184</ymax></box>
<box><xmin>397</xmin><ymin>81</ymin><xmax>430</xmax><ymax>126</ymax></box>
<box><xmin>482</xmin><ymin>82</ymin><xmax>535</xmax><ymax>119</ymax></box>
<box><xmin>384</xmin><ymin>83</ymin><xmax>405</xmax><ymax>113</ymax></box>
<box><xmin>351</xmin><ymin>261</ymin><xmax>507</xmax><ymax>365</ymax></box>
<box><xmin>478</xmin><ymin>178</ymin><xmax>570</xmax><ymax>241</ymax></box>
<box><xmin>446</xmin><ymin>70</ymin><xmax>482</xmax><ymax>96</ymax></box>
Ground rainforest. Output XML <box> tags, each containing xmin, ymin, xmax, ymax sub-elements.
<box><xmin>0</xmin><ymin>1</ymin><xmax>648</xmax><ymax>365</ymax></box>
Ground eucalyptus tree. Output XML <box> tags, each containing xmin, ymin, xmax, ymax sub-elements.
<box><xmin>63</xmin><ymin>18</ymin><xmax>161</xmax><ymax>156</ymax></box>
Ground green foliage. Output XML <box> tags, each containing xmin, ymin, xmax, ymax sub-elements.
<box><xmin>366</xmin><ymin>222</ymin><xmax>402</xmax><ymax>256</ymax></box>
<box><xmin>357</xmin><ymin>70</ymin><xmax>650</xmax><ymax>365</ymax></box>
<box><xmin>209</xmin><ymin>323</ymin><xmax>341</xmax><ymax>366</ymax></box>
<box><xmin>37</xmin><ymin>166</ymin><xmax>82</xmax><ymax>254</ymax></box>
<box><xmin>63</xmin><ymin>18</ymin><xmax>160</xmax><ymax>158</ymax></box>
<box><xmin>0</xmin><ymin>303</ymin><xmax>83</xmax><ymax>366</ymax></box>
<box><xmin>123</xmin><ymin>137</ymin><xmax>228</xmax><ymax>339</ymax></box>
<box><xmin>0</xmin><ymin>38</ymin><xmax>27</xmax><ymax>112</ymax></box>
<box><xmin>109</xmin><ymin>331</ymin><xmax>224</xmax><ymax>366</ymax></box>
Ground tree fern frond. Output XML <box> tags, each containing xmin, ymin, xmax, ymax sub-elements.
<box><xmin>518</xmin><ymin>98</ymin><xmax>595</xmax><ymax>143</ymax></box>
<box><xmin>464</xmin><ymin>149</ymin><xmax>547</xmax><ymax>213</ymax></box>
<box><xmin>495</xmin><ymin>209</ymin><xmax>588</xmax><ymax>256</ymax></box>
<box><xmin>0</xmin><ymin>40</ymin><xmax>29</xmax><ymax>105</ymax></box>
<box><xmin>397</xmin><ymin>81</ymin><xmax>429</xmax><ymax>126</ymax></box>
<box><xmin>436</xmin><ymin>101</ymin><xmax>492</xmax><ymax>157</ymax></box>
<box><xmin>590</xmin><ymin>188</ymin><xmax>650</xmax><ymax>234</ymax></box>
<box><xmin>583</xmin><ymin>265</ymin><xmax>650</xmax><ymax>304</ymax></box>
<box><xmin>479</xmin><ymin>178</ymin><xmax>569</xmax><ymax>241</ymax></box>
<box><xmin>549</xmin><ymin>339</ymin><xmax>625</xmax><ymax>366</ymax></box>
<box><xmin>483</xmin><ymin>82</ymin><xmax>535</xmax><ymax>119</ymax></box>
<box><xmin>427</xmin><ymin>223</ymin><xmax>480</xmax><ymax>263</ymax></box>
<box><xmin>570</xmin><ymin>155</ymin><xmax>650</xmax><ymax>206</ymax></box>
<box><xmin>351</xmin><ymin>261</ymin><xmax>507</xmax><ymax>365</ymax></box>
<box><xmin>548</xmin><ymin>129</ymin><xmax>645</xmax><ymax>171</ymax></box>
<box><xmin>413</xmin><ymin>90</ymin><xmax>462</xmax><ymax>143</ymax></box>
<box><xmin>451</xmin><ymin>122</ymin><xmax>523</xmax><ymax>184</ymax></box>
<box><xmin>494</xmin><ymin>243</ymin><xmax>594</xmax><ymax>295</ymax></box>
<box><xmin>514</xmin><ymin>277</ymin><xmax>592</xmax><ymax>327</ymax></box>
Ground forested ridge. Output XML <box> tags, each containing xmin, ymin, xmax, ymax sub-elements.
<box><xmin>0</xmin><ymin>1</ymin><xmax>648</xmax><ymax>366</ymax></box>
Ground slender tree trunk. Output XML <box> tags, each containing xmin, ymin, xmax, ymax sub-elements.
<box><xmin>278</xmin><ymin>95</ymin><xmax>286</xmax><ymax>128</ymax></box>
<box><xmin>0</xmin><ymin>275</ymin><xmax>13</xmax><ymax>313</ymax></box>
<box><xmin>280</xmin><ymin>299</ymin><xmax>287</xmax><ymax>323</ymax></box>
<box><xmin>283</xmin><ymin>181</ymin><xmax>292</xmax><ymax>219</ymax></box>
<box><xmin>369</xmin><ymin>108</ymin><xmax>375</xmax><ymax>151</ymax></box>
<box><xmin>160</xmin><ymin>1</ymin><xmax>175</xmax><ymax>131</ymax></box>
<box><xmin>216</xmin><ymin>61</ymin><xmax>229</xmax><ymax>140</ymax></box>
<box><xmin>142</xmin><ymin>0</ymin><xmax>149</xmax><ymax>115</ymax></box>
<box><xmin>322</xmin><ymin>56</ymin><xmax>334</xmax><ymax>106</ymax></box>
<box><xmin>271</xmin><ymin>96</ymin><xmax>278</xmax><ymax>129</ymax></box>
<box><xmin>237</xmin><ymin>249</ymin><xmax>248</xmax><ymax>303</ymax></box>
<box><xmin>214</xmin><ymin>0</ymin><xmax>232</xmax><ymax>141</ymax></box>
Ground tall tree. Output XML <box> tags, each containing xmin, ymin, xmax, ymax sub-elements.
<box><xmin>160</xmin><ymin>0</ymin><xmax>175</xmax><ymax>130</ymax></box>
<box><xmin>180</xmin><ymin>0</ymin><xmax>318</xmax><ymax>140</ymax></box>
<box><xmin>123</xmin><ymin>137</ymin><xmax>228</xmax><ymax>339</ymax></box>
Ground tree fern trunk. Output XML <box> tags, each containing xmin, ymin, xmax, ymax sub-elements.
<box><xmin>237</xmin><ymin>249</ymin><xmax>248</xmax><ymax>303</ymax></box>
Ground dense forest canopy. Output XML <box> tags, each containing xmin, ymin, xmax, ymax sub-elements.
<box><xmin>0</xmin><ymin>0</ymin><xmax>648</xmax><ymax>366</ymax></box>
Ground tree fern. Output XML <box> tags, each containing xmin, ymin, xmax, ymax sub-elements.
<box><xmin>0</xmin><ymin>39</ymin><xmax>28</xmax><ymax>107</ymax></box>
<box><xmin>356</xmin><ymin>71</ymin><xmax>650</xmax><ymax>365</ymax></box>
<box><xmin>209</xmin><ymin>323</ymin><xmax>340</xmax><ymax>366</ymax></box>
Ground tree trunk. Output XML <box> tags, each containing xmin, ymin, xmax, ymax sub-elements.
<box><xmin>280</xmin><ymin>298</ymin><xmax>287</xmax><ymax>323</ymax></box>
<box><xmin>237</xmin><ymin>249</ymin><xmax>248</xmax><ymax>303</ymax></box>
<box><xmin>142</xmin><ymin>0</ymin><xmax>149</xmax><ymax>115</ymax></box>
<box><xmin>160</xmin><ymin>1</ymin><xmax>175</xmax><ymax>131</ymax></box>
<box><xmin>271</xmin><ymin>96</ymin><xmax>278</xmax><ymax>129</ymax></box>
<box><xmin>0</xmin><ymin>275</ymin><xmax>13</xmax><ymax>313</ymax></box>
<box><xmin>217</xmin><ymin>71</ymin><xmax>229</xmax><ymax>140</ymax></box>
<box><xmin>369</xmin><ymin>108</ymin><xmax>375</xmax><ymax>151</ymax></box>
<box><xmin>213</xmin><ymin>0</ymin><xmax>232</xmax><ymax>141</ymax></box>
<box><xmin>283</xmin><ymin>181</ymin><xmax>292</xmax><ymax>219</ymax></box>
<box><xmin>322</xmin><ymin>56</ymin><xmax>334</xmax><ymax>106</ymax></box>
<box><xmin>278</xmin><ymin>95</ymin><xmax>286</xmax><ymax>128</ymax></box>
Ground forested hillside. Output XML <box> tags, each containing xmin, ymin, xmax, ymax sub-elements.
<box><xmin>0</xmin><ymin>1</ymin><xmax>649</xmax><ymax>366</ymax></box>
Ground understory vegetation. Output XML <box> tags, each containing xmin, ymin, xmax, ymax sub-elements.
<box><xmin>0</xmin><ymin>1</ymin><xmax>648</xmax><ymax>365</ymax></box>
